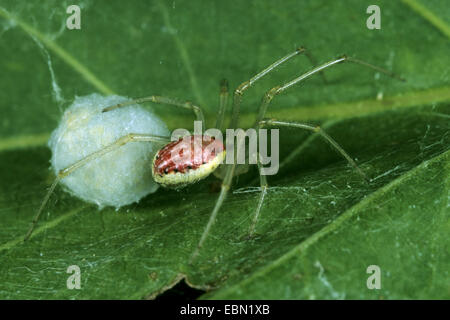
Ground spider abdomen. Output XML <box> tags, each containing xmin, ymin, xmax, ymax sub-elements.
<box><xmin>152</xmin><ymin>135</ymin><xmax>225</xmax><ymax>188</ymax></box>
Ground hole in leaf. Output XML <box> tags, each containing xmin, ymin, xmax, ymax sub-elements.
<box><xmin>155</xmin><ymin>280</ymin><xmax>205</xmax><ymax>300</ymax></box>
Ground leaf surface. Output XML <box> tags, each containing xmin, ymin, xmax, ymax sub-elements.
<box><xmin>0</xmin><ymin>0</ymin><xmax>448</xmax><ymax>299</ymax></box>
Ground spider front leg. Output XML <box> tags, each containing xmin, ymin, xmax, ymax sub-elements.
<box><xmin>247</xmin><ymin>55</ymin><xmax>404</xmax><ymax>237</ymax></box>
<box><xmin>24</xmin><ymin>133</ymin><xmax>170</xmax><ymax>241</ymax></box>
<box><xmin>253</xmin><ymin>54</ymin><xmax>404</xmax><ymax>127</ymax></box>
<box><xmin>103</xmin><ymin>95</ymin><xmax>206</xmax><ymax>128</ymax></box>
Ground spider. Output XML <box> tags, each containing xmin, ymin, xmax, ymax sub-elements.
<box><xmin>24</xmin><ymin>48</ymin><xmax>403</xmax><ymax>263</ymax></box>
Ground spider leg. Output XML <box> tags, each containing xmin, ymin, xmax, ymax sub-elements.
<box><xmin>102</xmin><ymin>96</ymin><xmax>206</xmax><ymax>128</ymax></box>
<box><xmin>264</xmin><ymin>119</ymin><xmax>367</xmax><ymax>176</ymax></box>
<box><xmin>254</xmin><ymin>55</ymin><xmax>404</xmax><ymax>127</ymax></box>
<box><xmin>246</xmin><ymin>56</ymin><xmax>404</xmax><ymax>236</ymax></box>
<box><xmin>189</xmin><ymin>167</ymin><xmax>233</xmax><ymax>264</ymax></box>
<box><xmin>189</xmin><ymin>48</ymin><xmax>312</xmax><ymax>262</ymax></box>
<box><xmin>248</xmin><ymin>164</ymin><xmax>268</xmax><ymax>237</ymax></box>
<box><xmin>303</xmin><ymin>49</ymin><xmax>328</xmax><ymax>84</ymax></box>
<box><xmin>248</xmin><ymin>119</ymin><xmax>370</xmax><ymax>237</ymax></box>
<box><xmin>215</xmin><ymin>79</ymin><xmax>229</xmax><ymax>132</ymax></box>
<box><xmin>24</xmin><ymin>133</ymin><xmax>170</xmax><ymax>241</ymax></box>
<box><xmin>253</xmin><ymin>55</ymin><xmax>403</xmax><ymax>178</ymax></box>
<box><xmin>231</xmin><ymin>47</ymin><xmax>307</xmax><ymax>128</ymax></box>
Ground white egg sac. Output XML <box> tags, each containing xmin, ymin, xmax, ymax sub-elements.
<box><xmin>49</xmin><ymin>93</ymin><xmax>170</xmax><ymax>208</ymax></box>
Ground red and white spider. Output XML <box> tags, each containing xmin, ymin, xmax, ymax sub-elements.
<box><xmin>25</xmin><ymin>48</ymin><xmax>402</xmax><ymax>262</ymax></box>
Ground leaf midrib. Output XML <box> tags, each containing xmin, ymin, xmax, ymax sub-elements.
<box><xmin>1</xmin><ymin>85</ymin><xmax>449</xmax><ymax>152</ymax></box>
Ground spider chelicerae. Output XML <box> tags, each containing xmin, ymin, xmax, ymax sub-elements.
<box><xmin>25</xmin><ymin>47</ymin><xmax>403</xmax><ymax>263</ymax></box>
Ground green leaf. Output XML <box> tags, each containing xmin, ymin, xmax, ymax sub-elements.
<box><xmin>0</xmin><ymin>0</ymin><xmax>449</xmax><ymax>299</ymax></box>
